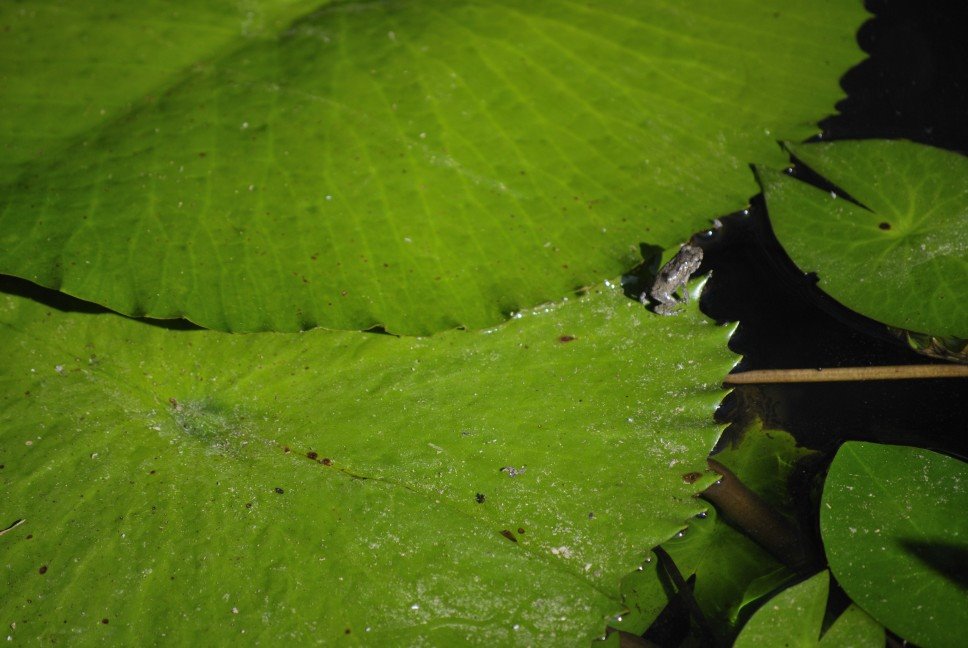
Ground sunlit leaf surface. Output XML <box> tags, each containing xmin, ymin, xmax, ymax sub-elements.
<box><xmin>0</xmin><ymin>279</ymin><xmax>735</xmax><ymax>644</ymax></box>
<box><xmin>0</xmin><ymin>0</ymin><xmax>320</xmax><ymax>184</ymax></box>
<box><xmin>761</xmin><ymin>140</ymin><xmax>968</xmax><ymax>338</ymax></box>
<box><xmin>0</xmin><ymin>1</ymin><xmax>866</xmax><ymax>333</ymax></box>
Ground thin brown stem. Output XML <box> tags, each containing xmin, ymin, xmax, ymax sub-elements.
<box><xmin>703</xmin><ymin>460</ymin><xmax>817</xmax><ymax>572</ymax></box>
<box><xmin>724</xmin><ymin>364</ymin><xmax>968</xmax><ymax>384</ymax></box>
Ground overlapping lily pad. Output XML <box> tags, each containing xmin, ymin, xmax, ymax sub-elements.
<box><xmin>612</xmin><ymin>422</ymin><xmax>814</xmax><ymax>640</ymax></box>
<box><xmin>760</xmin><ymin>140</ymin><xmax>968</xmax><ymax>338</ymax></box>
<box><xmin>821</xmin><ymin>442</ymin><xmax>968</xmax><ymax>648</ymax></box>
<box><xmin>0</xmin><ymin>1</ymin><xmax>867</xmax><ymax>333</ymax></box>
<box><xmin>0</xmin><ymin>0</ymin><xmax>320</xmax><ymax>184</ymax></box>
<box><xmin>0</xmin><ymin>279</ymin><xmax>736</xmax><ymax>644</ymax></box>
<box><xmin>733</xmin><ymin>571</ymin><xmax>882</xmax><ymax>647</ymax></box>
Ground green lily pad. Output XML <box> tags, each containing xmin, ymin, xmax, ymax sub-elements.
<box><xmin>0</xmin><ymin>1</ymin><xmax>866</xmax><ymax>334</ymax></box>
<box><xmin>821</xmin><ymin>441</ymin><xmax>968</xmax><ymax>648</ymax></box>
<box><xmin>0</xmin><ymin>279</ymin><xmax>735</xmax><ymax>644</ymax></box>
<box><xmin>613</xmin><ymin>422</ymin><xmax>814</xmax><ymax>640</ymax></box>
<box><xmin>0</xmin><ymin>0</ymin><xmax>319</xmax><ymax>184</ymax></box>
<box><xmin>734</xmin><ymin>571</ymin><xmax>883</xmax><ymax>647</ymax></box>
<box><xmin>818</xmin><ymin>605</ymin><xmax>883</xmax><ymax>648</ymax></box>
<box><xmin>734</xmin><ymin>571</ymin><xmax>828</xmax><ymax>647</ymax></box>
<box><xmin>760</xmin><ymin>140</ymin><xmax>968</xmax><ymax>338</ymax></box>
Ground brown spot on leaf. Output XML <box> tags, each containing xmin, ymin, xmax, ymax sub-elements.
<box><xmin>682</xmin><ymin>472</ymin><xmax>703</xmax><ymax>484</ymax></box>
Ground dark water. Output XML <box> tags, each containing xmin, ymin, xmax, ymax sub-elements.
<box><xmin>820</xmin><ymin>0</ymin><xmax>968</xmax><ymax>155</ymax></box>
<box><xmin>699</xmin><ymin>202</ymin><xmax>967</xmax><ymax>460</ymax></box>
<box><xmin>699</xmin><ymin>0</ymin><xmax>968</xmax><ymax>461</ymax></box>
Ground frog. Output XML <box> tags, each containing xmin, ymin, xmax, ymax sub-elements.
<box><xmin>640</xmin><ymin>243</ymin><xmax>703</xmax><ymax>315</ymax></box>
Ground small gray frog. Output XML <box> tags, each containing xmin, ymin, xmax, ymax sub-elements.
<box><xmin>640</xmin><ymin>243</ymin><xmax>703</xmax><ymax>315</ymax></box>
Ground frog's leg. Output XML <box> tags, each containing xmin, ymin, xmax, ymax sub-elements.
<box><xmin>656</xmin><ymin>300</ymin><xmax>685</xmax><ymax>316</ymax></box>
<box><xmin>678</xmin><ymin>281</ymin><xmax>689</xmax><ymax>304</ymax></box>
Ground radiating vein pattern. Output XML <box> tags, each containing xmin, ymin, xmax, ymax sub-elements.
<box><xmin>0</xmin><ymin>0</ymin><xmax>867</xmax><ymax>332</ymax></box>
